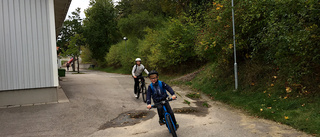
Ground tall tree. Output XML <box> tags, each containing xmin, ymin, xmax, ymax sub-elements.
<box><xmin>118</xmin><ymin>11</ymin><xmax>165</xmax><ymax>39</ymax></box>
<box><xmin>116</xmin><ymin>0</ymin><xmax>180</xmax><ymax>18</ymax></box>
<box><xmin>57</xmin><ymin>8</ymin><xmax>83</xmax><ymax>71</ymax></box>
<box><xmin>83</xmin><ymin>0</ymin><xmax>120</xmax><ymax>62</ymax></box>
<box><xmin>57</xmin><ymin>8</ymin><xmax>83</xmax><ymax>50</ymax></box>
<box><xmin>62</xmin><ymin>34</ymin><xmax>86</xmax><ymax>73</ymax></box>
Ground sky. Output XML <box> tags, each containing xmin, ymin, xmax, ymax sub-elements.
<box><xmin>66</xmin><ymin>0</ymin><xmax>120</xmax><ymax>20</ymax></box>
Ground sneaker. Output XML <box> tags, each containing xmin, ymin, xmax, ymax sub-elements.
<box><xmin>159</xmin><ymin>120</ymin><xmax>165</xmax><ymax>125</ymax></box>
<box><xmin>134</xmin><ymin>94</ymin><xmax>138</xmax><ymax>98</ymax></box>
<box><xmin>175</xmin><ymin>123</ymin><xmax>179</xmax><ymax>130</ymax></box>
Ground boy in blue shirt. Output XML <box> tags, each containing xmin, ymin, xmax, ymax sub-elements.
<box><xmin>146</xmin><ymin>70</ymin><xmax>179</xmax><ymax>129</ymax></box>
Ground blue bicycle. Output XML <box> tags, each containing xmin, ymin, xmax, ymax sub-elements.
<box><xmin>151</xmin><ymin>98</ymin><xmax>178</xmax><ymax>137</ymax></box>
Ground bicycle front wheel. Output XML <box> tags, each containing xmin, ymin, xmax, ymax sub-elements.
<box><xmin>166</xmin><ymin>114</ymin><xmax>177</xmax><ymax>137</ymax></box>
<box><xmin>142</xmin><ymin>85</ymin><xmax>147</xmax><ymax>103</ymax></box>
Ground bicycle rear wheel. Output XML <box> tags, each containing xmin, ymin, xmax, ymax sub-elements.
<box><xmin>166</xmin><ymin>114</ymin><xmax>177</xmax><ymax>137</ymax></box>
<box><xmin>142</xmin><ymin>85</ymin><xmax>147</xmax><ymax>103</ymax></box>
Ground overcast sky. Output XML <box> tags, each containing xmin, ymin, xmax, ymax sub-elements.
<box><xmin>66</xmin><ymin>0</ymin><xmax>120</xmax><ymax>20</ymax></box>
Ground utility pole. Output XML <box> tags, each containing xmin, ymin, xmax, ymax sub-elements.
<box><xmin>232</xmin><ymin>0</ymin><xmax>238</xmax><ymax>90</ymax></box>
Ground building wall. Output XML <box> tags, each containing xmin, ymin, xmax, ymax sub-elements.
<box><xmin>0</xmin><ymin>87</ymin><xmax>58</xmax><ymax>106</ymax></box>
<box><xmin>0</xmin><ymin>0</ymin><xmax>58</xmax><ymax>91</ymax></box>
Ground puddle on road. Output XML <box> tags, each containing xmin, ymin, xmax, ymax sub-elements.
<box><xmin>99</xmin><ymin>110</ymin><xmax>156</xmax><ymax>130</ymax></box>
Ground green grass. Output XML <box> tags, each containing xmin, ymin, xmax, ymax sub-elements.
<box><xmin>204</xmin><ymin>89</ymin><xmax>320</xmax><ymax>136</ymax></box>
<box><xmin>61</xmin><ymin>61</ymin><xmax>67</xmax><ymax>65</ymax></box>
<box><xmin>186</xmin><ymin>92</ymin><xmax>201</xmax><ymax>99</ymax></box>
<box><xmin>184</xmin><ymin>99</ymin><xmax>191</xmax><ymax>105</ymax></box>
<box><xmin>202</xmin><ymin>101</ymin><xmax>209</xmax><ymax>108</ymax></box>
<box><xmin>92</xmin><ymin>66</ymin><xmax>131</xmax><ymax>75</ymax></box>
<box><xmin>189</xmin><ymin>63</ymin><xmax>320</xmax><ymax>136</ymax></box>
<box><xmin>92</xmin><ymin>66</ymin><xmax>177</xmax><ymax>87</ymax></box>
<box><xmin>92</xmin><ymin>66</ymin><xmax>176</xmax><ymax>80</ymax></box>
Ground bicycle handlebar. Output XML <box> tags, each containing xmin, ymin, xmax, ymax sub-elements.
<box><xmin>150</xmin><ymin>98</ymin><xmax>177</xmax><ymax>109</ymax></box>
<box><xmin>134</xmin><ymin>75</ymin><xmax>148</xmax><ymax>78</ymax></box>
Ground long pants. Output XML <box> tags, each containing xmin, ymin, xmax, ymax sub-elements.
<box><xmin>157</xmin><ymin>101</ymin><xmax>177</xmax><ymax>125</ymax></box>
<box><xmin>134</xmin><ymin>76</ymin><xmax>144</xmax><ymax>94</ymax></box>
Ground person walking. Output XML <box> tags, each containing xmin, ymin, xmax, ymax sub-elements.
<box><xmin>66</xmin><ymin>62</ymin><xmax>70</xmax><ymax>71</ymax></box>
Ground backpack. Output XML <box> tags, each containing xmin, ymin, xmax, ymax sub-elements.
<box><xmin>133</xmin><ymin>64</ymin><xmax>145</xmax><ymax>73</ymax></box>
<box><xmin>133</xmin><ymin>64</ymin><xmax>137</xmax><ymax>73</ymax></box>
<box><xmin>149</xmin><ymin>80</ymin><xmax>167</xmax><ymax>95</ymax></box>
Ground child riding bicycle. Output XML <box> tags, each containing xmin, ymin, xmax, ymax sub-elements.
<box><xmin>132</xmin><ymin>58</ymin><xmax>149</xmax><ymax>98</ymax></box>
<box><xmin>146</xmin><ymin>70</ymin><xmax>179</xmax><ymax>129</ymax></box>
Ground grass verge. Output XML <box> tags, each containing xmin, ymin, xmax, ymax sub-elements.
<box><xmin>186</xmin><ymin>92</ymin><xmax>201</xmax><ymax>99</ymax></box>
<box><xmin>189</xmin><ymin>63</ymin><xmax>320</xmax><ymax>136</ymax></box>
<box><xmin>91</xmin><ymin>66</ymin><xmax>131</xmax><ymax>75</ymax></box>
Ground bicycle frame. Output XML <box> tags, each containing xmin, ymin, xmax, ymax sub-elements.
<box><xmin>139</xmin><ymin>79</ymin><xmax>145</xmax><ymax>87</ymax></box>
<box><xmin>151</xmin><ymin>99</ymin><xmax>177</xmax><ymax>133</ymax></box>
<box><xmin>163</xmin><ymin>104</ymin><xmax>177</xmax><ymax>133</ymax></box>
<box><xmin>137</xmin><ymin>76</ymin><xmax>146</xmax><ymax>87</ymax></box>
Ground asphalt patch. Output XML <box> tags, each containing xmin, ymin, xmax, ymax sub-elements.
<box><xmin>99</xmin><ymin>110</ymin><xmax>156</xmax><ymax>130</ymax></box>
<box><xmin>173</xmin><ymin>101</ymin><xmax>210</xmax><ymax>117</ymax></box>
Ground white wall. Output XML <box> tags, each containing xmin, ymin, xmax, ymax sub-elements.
<box><xmin>0</xmin><ymin>0</ymin><xmax>58</xmax><ymax>91</ymax></box>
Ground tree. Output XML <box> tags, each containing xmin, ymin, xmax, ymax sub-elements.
<box><xmin>117</xmin><ymin>11</ymin><xmax>165</xmax><ymax>39</ymax></box>
<box><xmin>57</xmin><ymin>8</ymin><xmax>83</xmax><ymax>50</ymax></box>
<box><xmin>115</xmin><ymin>0</ymin><xmax>180</xmax><ymax>19</ymax></box>
<box><xmin>57</xmin><ymin>8</ymin><xmax>83</xmax><ymax>71</ymax></box>
<box><xmin>83</xmin><ymin>0</ymin><xmax>120</xmax><ymax>62</ymax></box>
<box><xmin>62</xmin><ymin>34</ymin><xmax>86</xmax><ymax>73</ymax></box>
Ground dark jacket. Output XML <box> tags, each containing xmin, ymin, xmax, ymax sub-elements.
<box><xmin>146</xmin><ymin>80</ymin><xmax>175</xmax><ymax>105</ymax></box>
